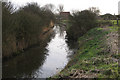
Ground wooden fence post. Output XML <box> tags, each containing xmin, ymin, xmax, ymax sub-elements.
<box><xmin>117</xmin><ymin>18</ymin><xmax>119</xmax><ymax>25</ymax></box>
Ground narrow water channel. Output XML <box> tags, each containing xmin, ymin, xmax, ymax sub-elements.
<box><xmin>3</xmin><ymin>26</ymin><xmax>73</xmax><ymax>78</ymax></box>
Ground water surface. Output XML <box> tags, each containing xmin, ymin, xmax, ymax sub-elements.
<box><xmin>3</xmin><ymin>26</ymin><xmax>73</xmax><ymax>78</ymax></box>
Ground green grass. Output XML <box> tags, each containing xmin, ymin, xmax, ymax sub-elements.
<box><xmin>111</xmin><ymin>20</ymin><xmax>120</xmax><ymax>25</ymax></box>
<box><xmin>54</xmin><ymin>26</ymin><xmax>119</xmax><ymax>78</ymax></box>
<box><xmin>60</xmin><ymin>20</ymin><xmax>72</xmax><ymax>29</ymax></box>
<box><xmin>111</xmin><ymin>20</ymin><xmax>117</xmax><ymax>25</ymax></box>
<box><xmin>108</xmin><ymin>26</ymin><xmax>119</xmax><ymax>32</ymax></box>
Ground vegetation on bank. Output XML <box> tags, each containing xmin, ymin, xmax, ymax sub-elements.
<box><xmin>54</xmin><ymin>25</ymin><xmax>119</xmax><ymax>78</ymax></box>
<box><xmin>52</xmin><ymin>8</ymin><xmax>119</xmax><ymax>78</ymax></box>
<box><xmin>66</xmin><ymin>10</ymin><xmax>98</xmax><ymax>41</ymax></box>
<box><xmin>2</xmin><ymin>1</ymin><xmax>119</xmax><ymax>78</ymax></box>
<box><xmin>2</xmin><ymin>2</ymin><xmax>55</xmax><ymax>59</ymax></box>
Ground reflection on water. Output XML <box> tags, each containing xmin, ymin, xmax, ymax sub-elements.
<box><xmin>3</xmin><ymin>26</ymin><xmax>73</xmax><ymax>78</ymax></box>
<box><xmin>3</xmin><ymin>46</ymin><xmax>47</xmax><ymax>78</ymax></box>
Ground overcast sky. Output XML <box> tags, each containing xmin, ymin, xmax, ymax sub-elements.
<box><xmin>8</xmin><ymin>0</ymin><xmax>120</xmax><ymax>15</ymax></box>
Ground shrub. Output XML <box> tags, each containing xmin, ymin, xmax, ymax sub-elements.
<box><xmin>67</xmin><ymin>10</ymin><xmax>98</xmax><ymax>41</ymax></box>
<box><xmin>2</xmin><ymin>2</ymin><xmax>55</xmax><ymax>58</ymax></box>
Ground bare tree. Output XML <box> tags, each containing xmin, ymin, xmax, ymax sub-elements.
<box><xmin>57</xmin><ymin>4</ymin><xmax>64</xmax><ymax>13</ymax></box>
<box><xmin>89</xmin><ymin>7</ymin><xmax>100</xmax><ymax>15</ymax></box>
<box><xmin>44</xmin><ymin>4</ymin><xmax>55</xmax><ymax>12</ymax></box>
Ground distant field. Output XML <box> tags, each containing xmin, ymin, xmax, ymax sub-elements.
<box><xmin>111</xmin><ymin>20</ymin><xmax>120</xmax><ymax>25</ymax></box>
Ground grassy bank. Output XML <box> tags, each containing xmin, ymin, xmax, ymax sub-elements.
<box><xmin>54</xmin><ymin>25</ymin><xmax>119</xmax><ymax>78</ymax></box>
